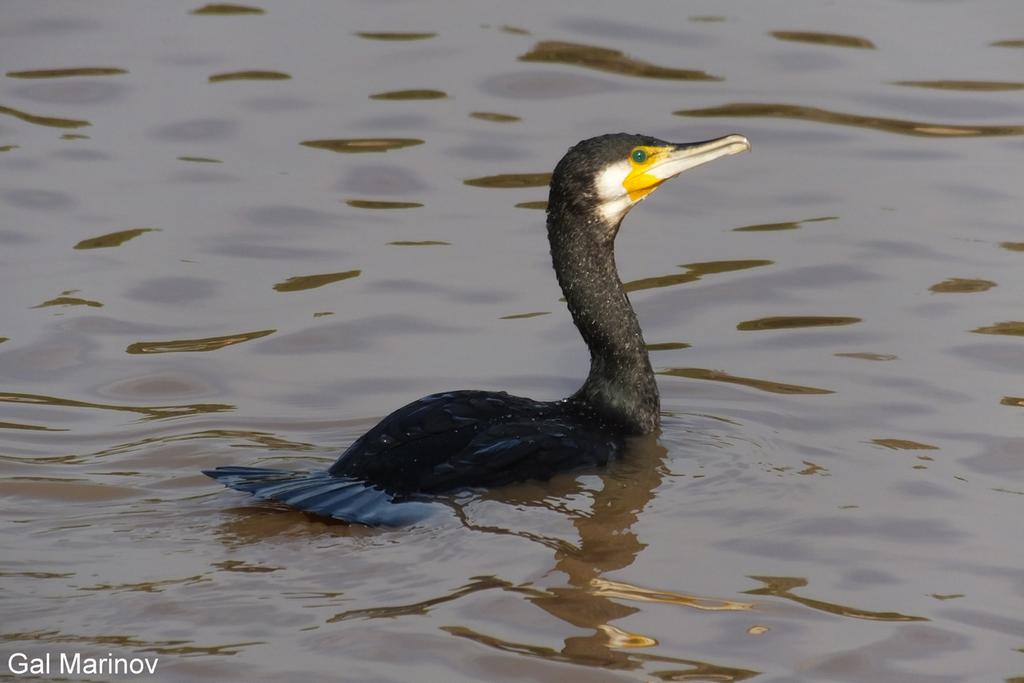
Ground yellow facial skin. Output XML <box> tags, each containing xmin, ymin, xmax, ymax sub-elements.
<box><xmin>622</xmin><ymin>146</ymin><xmax>671</xmax><ymax>202</ymax></box>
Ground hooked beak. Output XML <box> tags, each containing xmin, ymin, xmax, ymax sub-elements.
<box><xmin>622</xmin><ymin>134</ymin><xmax>750</xmax><ymax>203</ymax></box>
<box><xmin>651</xmin><ymin>134</ymin><xmax>751</xmax><ymax>183</ymax></box>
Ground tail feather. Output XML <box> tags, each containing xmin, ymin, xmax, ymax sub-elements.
<box><xmin>302</xmin><ymin>484</ymin><xmax>366</xmax><ymax>513</ymax></box>
<box><xmin>203</xmin><ymin>466</ymin><xmax>434</xmax><ymax>526</ymax></box>
<box><xmin>278</xmin><ymin>480</ymin><xmax>360</xmax><ymax>507</ymax></box>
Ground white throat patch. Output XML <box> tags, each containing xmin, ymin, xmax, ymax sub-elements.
<box><xmin>594</xmin><ymin>160</ymin><xmax>633</xmax><ymax>223</ymax></box>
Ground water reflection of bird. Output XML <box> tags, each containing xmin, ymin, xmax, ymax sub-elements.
<box><xmin>439</xmin><ymin>432</ymin><xmax>759</xmax><ymax>680</ymax></box>
<box><xmin>205</xmin><ymin>132</ymin><xmax>750</xmax><ymax>525</ymax></box>
<box><xmin>324</xmin><ymin>432</ymin><xmax>758</xmax><ymax>678</ymax></box>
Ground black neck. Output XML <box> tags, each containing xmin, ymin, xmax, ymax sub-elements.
<box><xmin>547</xmin><ymin>211</ymin><xmax>660</xmax><ymax>434</ymax></box>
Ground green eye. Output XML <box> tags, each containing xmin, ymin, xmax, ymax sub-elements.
<box><xmin>631</xmin><ymin>148</ymin><xmax>647</xmax><ymax>164</ymax></box>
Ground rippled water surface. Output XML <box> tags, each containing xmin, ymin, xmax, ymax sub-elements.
<box><xmin>3</xmin><ymin>2</ymin><xmax>1023</xmax><ymax>681</ymax></box>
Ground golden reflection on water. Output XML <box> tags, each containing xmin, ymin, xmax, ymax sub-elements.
<box><xmin>929</xmin><ymin>278</ymin><xmax>996</xmax><ymax>294</ymax></box>
<box><xmin>769</xmin><ymin>30</ymin><xmax>875</xmax><ymax>49</ymax></box>
<box><xmin>0</xmin><ymin>420</ymin><xmax>67</xmax><ymax>432</ymax></box>
<box><xmin>212</xmin><ymin>559</ymin><xmax>281</xmax><ymax>573</ymax></box>
<box><xmin>33</xmin><ymin>292</ymin><xmax>103</xmax><ymax>309</ymax></box>
<box><xmin>519</xmin><ymin>41</ymin><xmax>722</xmax><ymax>81</ymax></box>
<box><xmin>972</xmin><ymin>321</ymin><xmax>1024</xmax><ymax>336</ymax></box>
<box><xmin>78</xmin><ymin>575</ymin><xmax>209</xmax><ymax>593</ymax></box>
<box><xmin>0</xmin><ymin>571</ymin><xmax>75</xmax><ymax>579</ymax></box>
<box><xmin>623</xmin><ymin>272</ymin><xmax>696</xmax><ymax>293</ymax></box>
<box><xmin>660</xmin><ymin>368</ymin><xmax>834</xmax><ymax>395</ymax></box>
<box><xmin>6</xmin><ymin>67</ymin><xmax>128</xmax><ymax>78</ymax></box>
<box><xmin>589</xmin><ymin>578</ymin><xmax>753</xmax><ymax>612</ymax></box>
<box><xmin>646</xmin><ymin>342</ymin><xmax>690</xmax><ymax>351</ymax></box>
<box><xmin>125</xmin><ymin>329</ymin><xmax>275</xmax><ymax>354</ymax></box>
<box><xmin>0</xmin><ymin>629</ymin><xmax>264</xmax><ymax>656</ymax></box>
<box><xmin>744</xmin><ymin>576</ymin><xmax>927</xmax><ymax>622</ymax></box>
<box><xmin>0</xmin><ymin>104</ymin><xmax>90</xmax><ymax>129</ymax></box>
<box><xmin>930</xmin><ymin>593</ymin><xmax>965</xmax><ymax>601</ymax></box>
<box><xmin>208</xmin><ymin>70</ymin><xmax>290</xmax><ymax>82</ymax></box>
<box><xmin>345</xmin><ymin>199</ymin><xmax>423</xmax><ymax>209</ymax></box>
<box><xmin>799</xmin><ymin>461</ymin><xmax>828</xmax><ymax>476</ymax></box>
<box><xmin>893</xmin><ymin>80</ymin><xmax>1024</xmax><ymax>92</ymax></box>
<box><xmin>871</xmin><ymin>439</ymin><xmax>939</xmax><ymax>451</ymax></box>
<box><xmin>0</xmin><ymin>391</ymin><xmax>233</xmax><ymax>421</ymax></box>
<box><xmin>677</xmin><ymin>102</ymin><xmax>1024</xmax><ymax>138</ymax></box>
<box><xmin>300</xmin><ymin>138</ymin><xmax>424</xmax><ymax>153</ymax></box>
<box><xmin>499</xmin><ymin>311</ymin><xmax>550</xmax><ymax>320</ymax></box>
<box><xmin>624</xmin><ymin>259</ymin><xmax>773</xmax><ymax>294</ymax></box>
<box><xmin>355</xmin><ymin>32</ymin><xmax>437</xmax><ymax>41</ymax></box>
<box><xmin>74</xmin><ymin>228</ymin><xmax>157</xmax><ymax>250</ymax></box>
<box><xmin>369</xmin><ymin>89</ymin><xmax>447</xmax><ymax>100</ymax></box>
<box><xmin>189</xmin><ymin>3</ymin><xmax>264</xmax><ymax>15</ymax></box>
<box><xmin>464</xmin><ymin>172</ymin><xmax>551</xmax><ymax>188</ymax></box>
<box><xmin>596</xmin><ymin>623</ymin><xmax>657</xmax><ymax>649</ymax></box>
<box><xmin>470</xmin><ymin>111</ymin><xmax>521</xmax><ymax>123</ymax></box>
<box><xmin>514</xmin><ymin>200</ymin><xmax>547</xmax><ymax>209</ymax></box>
<box><xmin>734</xmin><ymin>216</ymin><xmax>836</xmax><ymax>232</ymax></box>
<box><xmin>272</xmin><ymin>269</ymin><xmax>360</xmax><ymax>292</ymax></box>
<box><xmin>834</xmin><ymin>352</ymin><xmax>898</xmax><ymax>361</ymax></box>
<box><xmin>1000</xmin><ymin>397</ymin><xmax>1024</xmax><ymax>408</ymax></box>
<box><xmin>685</xmin><ymin>260</ymin><xmax>774</xmax><ymax>277</ymax></box>
<box><xmin>737</xmin><ymin>316</ymin><xmax>861</xmax><ymax>331</ymax></box>
<box><xmin>1001</xmin><ymin>242</ymin><xmax>1024</xmax><ymax>252</ymax></box>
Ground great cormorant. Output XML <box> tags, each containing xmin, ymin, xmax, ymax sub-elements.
<box><xmin>205</xmin><ymin>132</ymin><xmax>750</xmax><ymax>525</ymax></box>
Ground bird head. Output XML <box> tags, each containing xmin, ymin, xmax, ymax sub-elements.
<box><xmin>548</xmin><ymin>132</ymin><xmax>750</xmax><ymax>237</ymax></box>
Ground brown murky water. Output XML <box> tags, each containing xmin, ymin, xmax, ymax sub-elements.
<box><xmin>2</xmin><ymin>2</ymin><xmax>1023</xmax><ymax>681</ymax></box>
